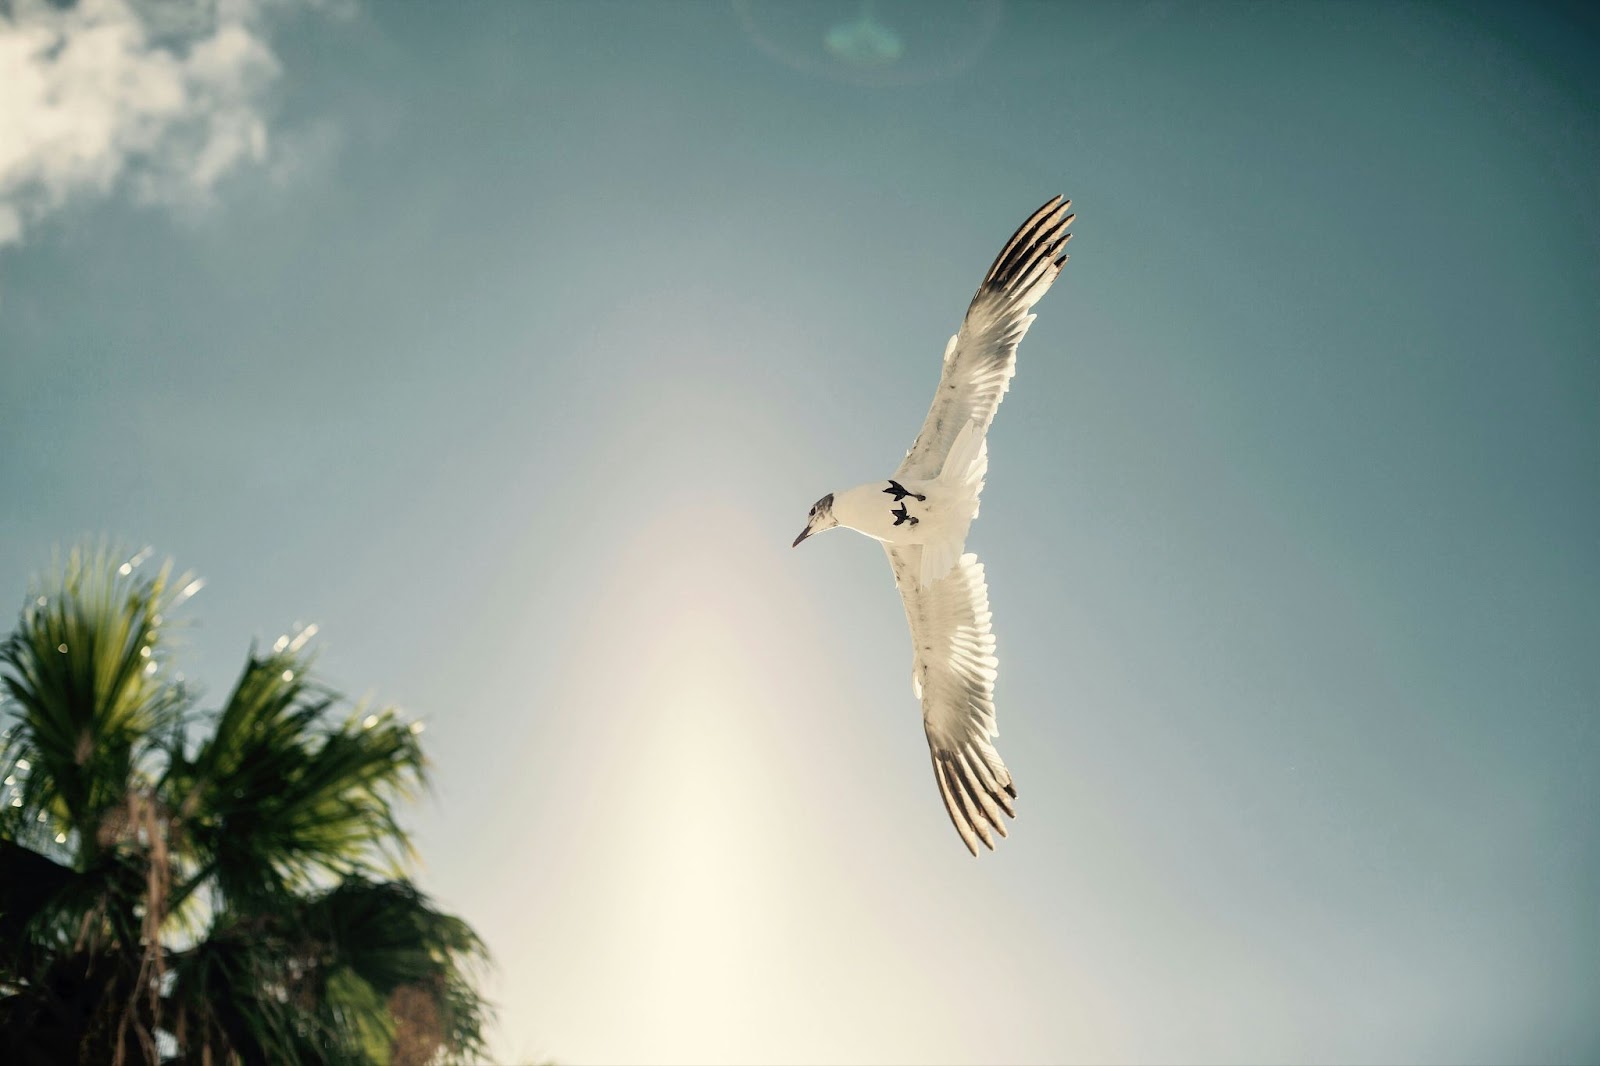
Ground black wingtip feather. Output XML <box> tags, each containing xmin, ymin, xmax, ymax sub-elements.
<box><xmin>971</xmin><ymin>196</ymin><xmax>1075</xmax><ymax>312</ymax></box>
<box><xmin>977</xmin><ymin>197</ymin><xmax>1062</xmax><ymax>285</ymax></box>
<box><xmin>943</xmin><ymin>758</ymin><xmax>994</xmax><ymax>851</ymax></box>
<box><xmin>932</xmin><ymin>751</ymin><xmax>980</xmax><ymax>856</ymax></box>
<box><xmin>930</xmin><ymin>746</ymin><xmax>1017</xmax><ymax>856</ymax></box>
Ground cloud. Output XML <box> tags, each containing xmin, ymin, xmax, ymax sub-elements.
<box><xmin>0</xmin><ymin>0</ymin><xmax>300</xmax><ymax>247</ymax></box>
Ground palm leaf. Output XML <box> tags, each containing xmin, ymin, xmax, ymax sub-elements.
<box><xmin>1</xmin><ymin>543</ymin><xmax>193</xmax><ymax>854</ymax></box>
<box><xmin>3</xmin><ymin>545</ymin><xmax>493</xmax><ymax>1065</ymax></box>
<box><xmin>171</xmin><ymin>650</ymin><xmax>426</xmax><ymax>909</ymax></box>
<box><xmin>166</xmin><ymin>878</ymin><xmax>490</xmax><ymax>1066</ymax></box>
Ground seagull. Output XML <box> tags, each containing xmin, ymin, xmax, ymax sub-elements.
<box><xmin>792</xmin><ymin>196</ymin><xmax>1074</xmax><ymax>855</ymax></box>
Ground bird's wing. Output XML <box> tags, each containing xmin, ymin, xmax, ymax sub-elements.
<box><xmin>885</xmin><ymin>544</ymin><xmax>1016</xmax><ymax>855</ymax></box>
<box><xmin>896</xmin><ymin>196</ymin><xmax>1074</xmax><ymax>481</ymax></box>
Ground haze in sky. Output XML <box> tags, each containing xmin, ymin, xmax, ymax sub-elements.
<box><xmin>2</xmin><ymin>2</ymin><xmax>1597</xmax><ymax>1063</ymax></box>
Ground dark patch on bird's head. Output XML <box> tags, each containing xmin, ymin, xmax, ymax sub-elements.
<box><xmin>793</xmin><ymin>493</ymin><xmax>837</xmax><ymax>547</ymax></box>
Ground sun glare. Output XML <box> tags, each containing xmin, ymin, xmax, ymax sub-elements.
<box><xmin>494</xmin><ymin>501</ymin><xmax>838</xmax><ymax>1062</ymax></box>
<box><xmin>484</xmin><ymin>491</ymin><xmax>1030</xmax><ymax>1063</ymax></box>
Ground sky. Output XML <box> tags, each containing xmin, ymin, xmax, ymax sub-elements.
<box><xmin>2</xmin><ymin>1</ymin><xmax>1598</xmax><ymax>1063</ymax></box>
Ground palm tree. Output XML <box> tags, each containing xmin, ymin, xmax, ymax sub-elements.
<box><xmin>0</xmin><ymin>545</ymin><xmax>492</xmax><ymax>1065</ymax></box>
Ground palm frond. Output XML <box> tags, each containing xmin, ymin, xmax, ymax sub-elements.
<box><xmin>2</xmin><ymin>544</ymin><xmax>494</xmax><ymax>1065</ymax></box>
<box><xmin>166</xmin><ymin>878</ymin><xmax>491</xmax><ymax>1066</ymax></box>
<box><xmin>172</xmin><ymin>650</ymin><xmax>427</xmax><ymax>909</ymax></box>
<box><xmin>303</xmin><ymin>878</ymin><xmax>491</xmax><ymax>1066</ymax></box>
<box><xmin>1</xmin><ymin>543</ymin><xmax>194</xmax><ymax>854</ymax></box>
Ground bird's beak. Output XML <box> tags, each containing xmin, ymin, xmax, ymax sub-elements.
<box><xmin>792</xmin><ymin>524</ymin><xmax>813</xmax><ymax>548</ymax></box>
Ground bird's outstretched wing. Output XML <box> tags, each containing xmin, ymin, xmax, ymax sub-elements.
<box><xmin>896</xmin><ymin>196</ymin><xmax>1074</xmax><ymax>481</ymax></box>
<box><xmin>885</xmin><ymin>544</ymin><xmax>1016</xmax><ymax>855</ymax></box>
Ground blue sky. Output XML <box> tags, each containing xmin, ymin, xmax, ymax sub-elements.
<box><xmin>2</xmin><ymin>2</ymin><xmax>1597</xmax><ymax>1063</ymax></box>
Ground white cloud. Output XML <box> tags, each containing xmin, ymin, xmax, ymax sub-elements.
<box><xmin>0</xmin><ymin>0</ymin><xmax>296</xmax><ymax>247</ymax></box>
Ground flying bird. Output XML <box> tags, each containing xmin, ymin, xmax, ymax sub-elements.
<box><xmin>792</xmin><ymin>196</ymin><xmax>1074</xmax><ymax>855</ymax></box>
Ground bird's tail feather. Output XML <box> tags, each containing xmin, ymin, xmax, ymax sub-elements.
<box><xmin>939</xmin><ymin>420</ymin><xmax>989</xmax><ymax>489</ymax></box>
<box><xmin>921</xmin><ymin>421</ymin><xmax>988</xmax><ymax>589</ymax></box>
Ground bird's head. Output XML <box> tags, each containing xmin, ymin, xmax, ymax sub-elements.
<box><xmin>792</xmin><ymin>493</ymin><xmax>838</xmax><ymax>547</ymax></box>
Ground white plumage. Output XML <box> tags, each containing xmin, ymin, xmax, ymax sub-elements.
<box><xmin>793</xmin><ymin>196</ymin><xmax>1074</xmax><ymax>855</ymax></box>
